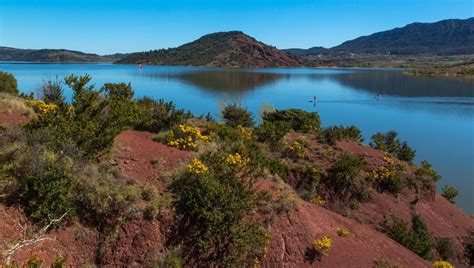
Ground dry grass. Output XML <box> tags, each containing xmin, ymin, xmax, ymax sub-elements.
<box><xmin>0</xmin><ymin>93</ymin><xmax>34</xmax><ymax>116</ymax></box>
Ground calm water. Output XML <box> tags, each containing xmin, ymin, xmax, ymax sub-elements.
<box><xmin>1</xmin><ymin>63</ymin><xmax>473</xmax><ymax>214</ymax></box>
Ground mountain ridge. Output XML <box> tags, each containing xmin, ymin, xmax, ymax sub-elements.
<box><xmin>0</xmin><ymin>46</ymin><xmax>119</xmax><ymax>63</ymax></box>
<box><xmin>284</xmin><ymin>18</ymin><xmax>474</xmax><ymax>57</ymax></box>
<box><xmin>116</xmin><ymin>31</ymin><xmax>303</xmax><ymax>67</ymax></box>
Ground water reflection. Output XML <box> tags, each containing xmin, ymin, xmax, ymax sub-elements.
<box><xmin>142</xmin><ymin>70</ymin><xmax>287</xmax><ymax>94</ymax></box>
<box><xmin>326</xmin><ymin>70</ymin><xmax>474</xmax><ymax>98</ymax></box>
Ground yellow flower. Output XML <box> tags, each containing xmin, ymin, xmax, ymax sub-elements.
<box><xmin>226</xmin><ymin>153</ymin><xmax>249</xmax><ymax>166</ymax></box>
<box><xmin>336</xmin><ymin>227</ymin><xmax>350</xmax><ymax>237</ymax></box>
<box><xmin>313</xmin><ymin>235</ymin><xmax>331</xmax><ymax>256</ymax></box>
<box><xmin>236</xmin><ymin>125</ymin><xmax>252</xmax><ymax>140</ymax></box>
<box><xmin>187</xmin><ymin>159</ymin><xmax>208</xmax><ymax>175</ymax></box>
<box><xmin>310</xmin><ymin>195</ymin><xmax>326</xmax><ymax>206</ymax></box>
<box><xmin>25</xmin><ymin>99</ymin><xmax>57</xmax><ymax>114</ymax></box>
<box><xmin>433</xmin><ymin>261</ymin><xmax>454</xmax><ymax>268</ymax></box>
<box><xmin>383</xmin><ymin>156</ymin><xmax>394</xmax><ymax>165</ymax></box>
<box><xmin>167</xmin><ymin>124</ymin><xmax>209</xmax><ymax>150</ymax></box>
<box><xmin>287</xmin><ymin>140</ymin><xmax>308</xmax><ymax>159</ymax></box>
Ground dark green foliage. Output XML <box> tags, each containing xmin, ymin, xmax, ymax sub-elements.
<box><xmin>0</xmin><ymin>127</ymin><xmax>77</xmax><ymax>226</ymax></box>
<box><xmin>370</xmin><ymin>131</ymin><xmax>415</xmax><ymax>162</ymax></box>
<box><xmin>289</xmin><ymin>164</ymin><xmax>321</xmax><ymax>201</ymax></box>
<box><xmin>321</xmin><ymin>125</ymin><xmax>363</xmax><ymax>145</ymax></box>
<box><xmin>416</xmin><ymin>160</ymin><xmax>442</xmax><ymax>182</ymax></box>
<box><xmin>378</xmin><ymin>174</ymin><xmax>403</xmax><ymax>196</ymax></box>
<box><xmin>385</xmin><ymin>215</ymin><xmax>434</xmax><ymax>260</ymax></box>
<box><xmin>16</xmin><ymin>155</ymin><xmax>75</xmax><ymax>225</ymax></box>
<box><xmin>441</xmin><ymin>185</ymin><xmax>458</xmax><ymax>204</ymax></box>
<box><xmin>51</xmin><ymin>254</ymin><xmax>67</xmax><ymax>268</ymax></box>
<box><xmin>135</xmin><ymin>97</ymin><xmax>190</xmax><ymax>132</ymax></box>
<box><xmin>172</xmin><ymin>151</ymin><xmax>269</xmax><ymax>265</ymax></box>
<box><xmin>254</xmin><ymin>121</ymin><xmax>291</xmax><ymax>145</ymax></box>
<box><xmin>262</xmin><ymin>109</ymin><xmax>320</xmax><ymax>133</ymax></box>
<box><xmin>0</xmin><ymin>71</ymin><xmax>19</xmax><ymax>95</ymax></box>
<box><xmin>222</xmin><ymin>103</ymin><xmax>255</xmax><ymax>128</ymax></box>
<box><xmin>436</xmin><ymin>238</ymin><xmax>454</xmax><ymax>261</ymax></box>
<box><xmin>40</xmin><ymin>78</ymin><xmax>65</xmax><ymax>105</ymax></box>
<box><xmin>326</xmin><ymin>153</ymin><xmax>369</xmax><ymax>201</ymax></box>
<box><xmin>464</xmin><ymin>231</ymin><xmax>474</xmax><ymax>266</ymax></box>
<box><xmin>27</xmin><ymin>74</ymin><xmax>139</xmax><ymax>157</ymax></box>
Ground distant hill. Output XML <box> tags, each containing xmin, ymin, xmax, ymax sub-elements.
<box><xmin>283</xmin><ymin>46</ymin><xmax>328</xmax><ymax>57</ymax></box>
<box><xmin>0</xmin><ymin>47</ymin><xmax>116</xmax><ymax>63</ymax></box>
<box><xmin>286</xmin><ymin>18</ymin><xmax>474</xmax><ymax>57</ymax></box>
<box><xmin>116</xmin><ymin>31</ymin><xmax>303</xmax><ymax>67</ymax></box>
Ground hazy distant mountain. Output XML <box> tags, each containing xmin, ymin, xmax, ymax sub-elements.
<box><xmin>116</xmin><ymin>31</ymin><xmax>303</xmax><ymax>67</ymax></box>
<box><xmin>286</xmin><ymin>18</ymin><xmax>474</xmax><ymax>57</ymax></box>
<box><xmin>0</xmin><ymin>47</ymin><xmax>116</xmax><ymax>62</ymax></box>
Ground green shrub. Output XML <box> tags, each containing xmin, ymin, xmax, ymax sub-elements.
<box><xmin>385</xmin><ymin>214</ymin><xmax>434</xmax><ymax>260</ymax></box>
<box><xmin>370</xmin><ymin>131</ymin><xmax>415</xmax><ymax>162</ymax></box>
<box><xmin>222</xmin><ymin>103</ymin><xmax>255</xmax><ymax>128</ymax></box>
<box><xmin>416</xmin><ymin>160</ymin><xmax>442</xmax><ymax>182</ymax></box>
<box><xmin>10</xmin><ymin>148</ymin><xmax>76</xmax><ymax>225</ymax></box>
<box><xmin>441</xmin><ymin>185</ymin><xmax>458</xmax><ymax>204</ymax></box>
<box><xmin>73</xmin><ymin>168</ymin><xmax>142</xmax><ymax>225</ymax></box>
<box><xmin>436</xmin><ymin>238</ymin><xmax>454</xmax><ymax>261</ymax></box>
<box><xmin>135</xmin><ymin>97</ymin><xmax>190</xmax><ymax>132</ymax></box>
<box><xmin>172</xmin><ymin>151</ymin><xmax>269</xmax><ymax>265</ymax></box>
<box><xmin>262</xmin><ymin>109</ymin><xmax>320</xmax><ymax>133</ymax></box>
<box><xmin>0</xmin><ymin>71</ymin><xmax>19</xmax><ymax>95</ymax></box>
<box><xmin>327</xmin><ymin>153</ymin><xmax>367</xmax><ymax>200</ymax></box>
<box><xmin>254</xmin><ymin>121</ymin><xmax>291</xmax><ymax>145</ymax></box>
<box><xmin>378</xmin><ymin>173</ymin><xmax>403</xmax><ymax>196</ymax></box>
<box><xmin>51</xmin><ymin>254</ymin><xmax>67</xmax><ymax>268</ymax></box>
<box><xmin>289</xmin><ymin>164</ymin><xmax>321</xmax><ymax>201</ymax></box>
<box><xmin>321</xmin><ymin>125</ymin><xmax>363</xmax><ymax>145</ymax></box>
<box><xmin>40</xmin><ymin>78</ymin><xmax>65</xmax><ymax>105</ymax></box>
<box><xmin>26</xmin><ymin>75</ymin><xmax>139</xmax><ymax>158</ymax></box>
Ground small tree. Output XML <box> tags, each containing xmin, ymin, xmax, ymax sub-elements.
<box><xmin>441</xmin><ymin>185</ymin><xmax>458</xmax><ymax>204</ymax></box>
<box><xmin>0</xmin><ymin>71</ymin><xmax>19</xmax><ymax>95</ymax></box>
<box><xmin>262</xmin><ymin>109</ymin><xmax>320</xmax><ymax>133</ymax></box>
<box><xmin>40</xmin><ymin>78</ymin><xmax>65</xmax><ymax>105</ymax></box>
<box><xmin>370</xmin><ymin>131</ymin><xmax>415</xmax><ymax>162</ymax></box>
<box><xmin>222</xmin><ymin>103</ymin><xmax>255</xmax><ymax>128</ymax></box>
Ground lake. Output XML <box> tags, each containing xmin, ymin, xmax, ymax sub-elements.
<box><xmin>1</xmin><ymin>63</ymin><xmax>473</xmax><ymax>214</ymax></box>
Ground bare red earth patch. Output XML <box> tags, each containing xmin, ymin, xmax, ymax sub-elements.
<box><xmin>113</xmin><ymin>130</ymin><xmax>193</xmax><ymax>188</ymax></box>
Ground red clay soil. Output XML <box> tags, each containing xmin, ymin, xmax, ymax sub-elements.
<box><xmin>264</xmin><ymin>201</ymin><xmax>430</xmax><ymax>267</ymax></box>
<box><xmin>0</xmin><ymin>206</ymin><xmax>99</xmax><ymax>267</ymax></box>
<box><xmin>99</xmin><ymin>218</ymin><xmax>167</xmax><ymax>266</ymax></box>
<box><xmin>112</xmin><ymin>130</ymin><xmax>193</xmax><ymax>187</ymax></box>
<box><xmin>0</xmin><ymin>107</ymin><xmax>29</xmax><ymax>126</ymax></box>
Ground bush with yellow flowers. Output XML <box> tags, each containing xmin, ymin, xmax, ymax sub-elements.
<box><xmin>284</xmin><ymin>140</ymin><xmax>308</xmax><ymax>159</ymax></box>
<box><xmin>25</xmin><ymin>99</ymin><xmax>57</xmax><ymax>114</ymax></box>
<box><xmin>187</xmin><ymin>159</ymin><xmax>208</xmax><ymax>175</ymax></box>
<box><xmin>226</xmin><ymin>153</ymin><xmax>250</xmax><ymax>167</ymax></box>
<box><xmin>236</xmin><ymin>125</ymin><xmax>253</xmax><ymax>140</ymax></box>
<box><xmin>313</xmin><ymin>235</ymin><xmax>332</xmax><ymax>256</ymax></box>
<box><xmin>433</xmin><ymin>261</ymin><xmax>454</xmax><ymax>268</ymax></box>
<box><xmin>166</xmin><ymin>124</ymin><xmax>210</xmax><ymax>151</ymax></box>
<box><xmin>172</xmin><ymin>150</ymin><xmax>270</xmax><ymax>266</ymax></box>
<box><xmin>310</xmin><ymin>195</ymin><xmax>326</xmax><ymax>206</ymax></box>
<box><xmin>336</xmin><ymin>227</ymin><xmax>351</xmax><ymax>237</ymax></box>
<box><xmin>369</xmin><ymin>155</ymin><xmax>403</xmax><ymax>196</ymax></box>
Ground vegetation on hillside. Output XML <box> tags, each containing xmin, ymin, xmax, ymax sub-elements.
<box><xmin>0</xmin><ymin>73</ymin><xmax>470</xmax><ymax>266</ymax></box>
<box><xmin>0</xmin><ymin>47</ymin><xmax>118</xmax><ymax>63</ymax></box>
<box><xmin>116</xmin><ymin>31</ymin><xmax>302</xmax><ymax>67</ymax></box>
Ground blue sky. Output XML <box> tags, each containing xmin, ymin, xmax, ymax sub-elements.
<box><xmin>0</xmin><ymin>0</ymin><xmax>472</xmax><ymax>54</ymax></box>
